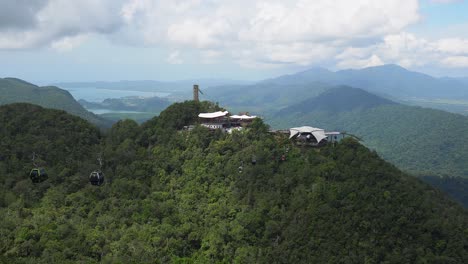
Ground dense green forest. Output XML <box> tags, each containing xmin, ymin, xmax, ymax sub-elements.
<box><xmin>0</xmin><ymin>77</ymin><xmax>110</xmax><ymax>127</ymax></box>
<box><xmin>0</xmin><ymin>102</ymin><xmax>467</xmax><ymax>263</ymax></box>
<box><xmin>270</xmin><ymin>87</ymin><xmax>468</xmax><ymax>179</ymax></box>
<box><xmin>98</xmin><ymin>112</ymin><xmax>159</xmax><ymax>124</ymax></box>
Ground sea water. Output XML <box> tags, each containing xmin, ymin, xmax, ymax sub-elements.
<box><xmin>64</xmin><ymin>87</ymin><xmax>170</xmax><ymax>114</ymax></box>
<box><xmin>65</xmin><ymin>87</ymin><xmax>170</xmax><ymax>102</ymax></box>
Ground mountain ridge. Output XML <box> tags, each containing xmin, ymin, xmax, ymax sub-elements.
<box><xmin>278</xmin><ymin>86</ymin><xmax>397</xmax><ymax>115</ymax></box>
<box><xmin>0</xmin><ymin>77</ymin><xmax>111</xmax><ymax>128</ymax></box>
<box><xmin>261</xmin><ymin>64</ymin><xmax>468</xmax><ymax>100</ymax></box>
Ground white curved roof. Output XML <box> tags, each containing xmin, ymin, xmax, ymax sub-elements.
<box><xmin>289</xmin><ymin>126</ymin><xmax>327</xmax><ymax>143</ymax></box>
<box><xmin>230</xmin><ymin>114</ymin><xmax>257</xmax><ymax>120</ymax></box>
<box><xmin>198</xmin><ymin>111</ymin><xmax>229</xmax><ymax>118</ymax></box>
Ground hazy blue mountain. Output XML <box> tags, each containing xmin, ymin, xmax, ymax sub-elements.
<box><xmin>263</xmin><ymin>64</ymin><xmax>468</xmax><ymax>100</ymax></box>
<box><xmin>458</xmin><ymin>77</ymin><xmax>468</xmax><ymax>85</ymax></box>
<box><xmin>204</xmin><ymin>64</ymin><xmax>468</xmax><ymax>115</ymax></box>
<box><xmin>0</xmin><ymin>77</ymin><xmax>111</xmax><ymax>127</ymax></box>
<box><xmin>270</xmin><ymin>86</ymin><xmax>468</xmax><ymax>179</ymax></box>
<box><xmin>205</xmin><ymin>82</ymin><xmax>331</xmax><ymax>114</ymax></box>
<box><xmin>278</xmin><ymin>86</ymin><xmax>397</xmax><ymax>115</ymax></box>
<box><xmin>260</xmin><ymin>67</ymin><xmax>336</xmax><ymax>85</ymax></box>
<box><xmin>441</xmin><ymin>76</ymin><xmax>468</xmax><ymax>85</ymax></box>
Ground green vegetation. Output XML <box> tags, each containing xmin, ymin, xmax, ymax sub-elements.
<box><xmin>402</xmin><ymin>98</ymin><xmax>468</xmax><ymax>116</ymax></box>
<box><xmin>1</xmin><ymin>102</ymin><xmax>467</xmax><ymax>263</ymax></box>
<box><xmin>0</xmin><ymin>77</ymin><xmax>111</xmax><ymax>128</ymax></box>
<box><xmin>270</xmin><ymin>87</ymin><xmax>468</xmax><ymax>179</ymax></box>
<box><xmin>98</xmin><ymin>112</ymin><xmax>158</xmax><ymax>124</ymax></box>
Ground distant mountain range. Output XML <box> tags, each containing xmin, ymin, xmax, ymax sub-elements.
<box><xmin>3</xmin><ymin>65</ymin><xmax>468</xmax><ymax>180</ymax></box>
<box><xmin>206</xmin><ymin>64</ymin><xmax>468</xmax><ymax>115</ymax></box>
<box><xmin>263</xmin><ymin>64</ymin><xmax>468</xmax><ymax>100</ymax></box>
<box><xmin>0</xmin><ymin>77</ymin><xmax>111</xmax><ymax>128</ymax></box>
<box><xmin>441</xmin><ymin>76</ymin><xmax>468</xmax><ymax>86</ymax></box>
<box><xmin>277</xmin><ymin>86</ymin><xmax>397</xmax><ymax>114</ymax></box>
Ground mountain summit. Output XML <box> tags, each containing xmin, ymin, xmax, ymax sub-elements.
<box><xmin>278</xmin><ymin>86</ymin><xmax>397</xmax><ymax>115</ymax></box>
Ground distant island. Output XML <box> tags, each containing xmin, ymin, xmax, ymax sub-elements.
<box><xmin>78</xmin><ymin>96</ymin><xmax>171</xmax><ymax>113</ymax></box>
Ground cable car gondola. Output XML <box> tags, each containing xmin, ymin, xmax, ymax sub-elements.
<box><xmin>29</xmin><ymin>152</ymin><xmax>48</xmax><ymax>183</ymax></box>
<box><xmin>89</xmin><ymin>156</ymin><xmax>104</xmax><ymax>186</ymax></box>
<box><xmin>251</xmin><ymin>156</ymin><xmax>257</xmax><ymax>165</ymax></box>
<box><xmin>89</xmin><ymin>170</ymin><xmax>104</xmax><ymax>186</ymax></box>
<box><xmin>30</xmin><ymin>168</ymin><xmax>48</xmax><ymax>183</ymax></box>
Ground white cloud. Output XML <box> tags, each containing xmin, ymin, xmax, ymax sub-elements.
<box><xmin>335</xmin><ymin>32</ymin><xmax>468</xmax><ymax>69</ymax></box>
<box><xmin>200</xmin><ymin>50</ymin><xmax>222</xmax><ymax>64</ymax></box>
<box><xmin>117</xmin><ymin>0</ymin><xmax>421</xmax><ymax>67</ymax></box>
<box><xmin>167</xmin><ymin>18</ymin><xmax>232</xmax><ymax>48</ymax></box>
<box><xmin>167</xmin><ymin>50</ymin><xmax>183</xmax><ymax>64</ymax></box>
<box><xmin>441</xmin><ymin>56</ymin><xmax>468</xmax><ymax>67</ymax></box>
<box><xmin>436</xmin><ymin>38</ymin><xmax>468</xmax><ymax>55</ymax></box>
<box><xmin>2</xmin><ymin>0</ymin><xmax>468</xmax><ymax>71</ymax></box>
<box><xmin>50</xmin><ymin>35</ymin><xmax>88</xmax><ymax>52</ymax></box>
<box><xmin>336</xmin><ymin>54</ymin><xmax>384</xmax><ymax>69</ymax></box>
<box><xmin>0</xmin><ymin>0</ymin><xmax>48</xmax><ymax>30</ymax></box>
<box><xmin>239</xmin><ymin>0</ymin><xmax>419</xmax><ymax>43</ymax></box>
<box><xmin>0</xmin><ymin>0</ymin><xmax>124</xmax><ymax>50</ymax></box>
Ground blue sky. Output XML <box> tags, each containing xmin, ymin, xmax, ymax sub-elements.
<box><xmin>1</xmin><ymin>0</ymin><xmax>468</xmax><ymax>84</ymax></box>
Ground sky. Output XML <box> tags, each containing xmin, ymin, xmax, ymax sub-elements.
<box><xmin>1</xmin><ymin>0</ymin><xmax>468</xmax><ymax>83</ymax></box>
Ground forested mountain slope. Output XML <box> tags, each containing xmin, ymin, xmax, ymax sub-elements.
<box><xmin>0</xmin><ymin>77</ymin><xmax>110</xmax><ymax>127</ymax></box>
<box><xmin>204</xmin><ymin>82</ymin><xmax>331</xmax><ymax>113</ymax></box>
<box><xmin>0</xmin><ymin>102</ymin><xmax>467</xmax><ymax>263</ymax></box>
<box><xmin>278</xmin><ymin>86</ymin><xmax>396</xmax><ymax>114</ymax></box>
<box><xmin>270</xmin><ymin>87</ymin><xmax>468</xmax><ymax>178</ymax></box>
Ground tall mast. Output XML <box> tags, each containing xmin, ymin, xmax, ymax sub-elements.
<box><xmin>193</xmin><ymin>84</ymin><xmax>199</xmax><ymax>102</ymax></box>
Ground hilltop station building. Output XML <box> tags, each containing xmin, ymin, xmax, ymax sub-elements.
<box><xmin>198</xmin><ymin>111</ymin><xmax>257</xmax><ymax>132</ymax></box>
<box><xmin>192</xmin><ymin>85</ymin><xmax>342</xmax><ymax>145</ymax></box>
<box><xmin>288</xmin><ymin>126</ymin><xmax>343</xmax><ymax>146</ymax></box>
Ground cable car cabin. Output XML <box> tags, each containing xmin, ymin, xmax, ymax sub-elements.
<box><xmin>89</xmin><ymin>171</ymin><xmax>104</xmax><ymax>186</ymax></box>
<box><xmin>30</xmin><ymin>168</ymin><xmax>48</xmax><ymax>183</ymax></box>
